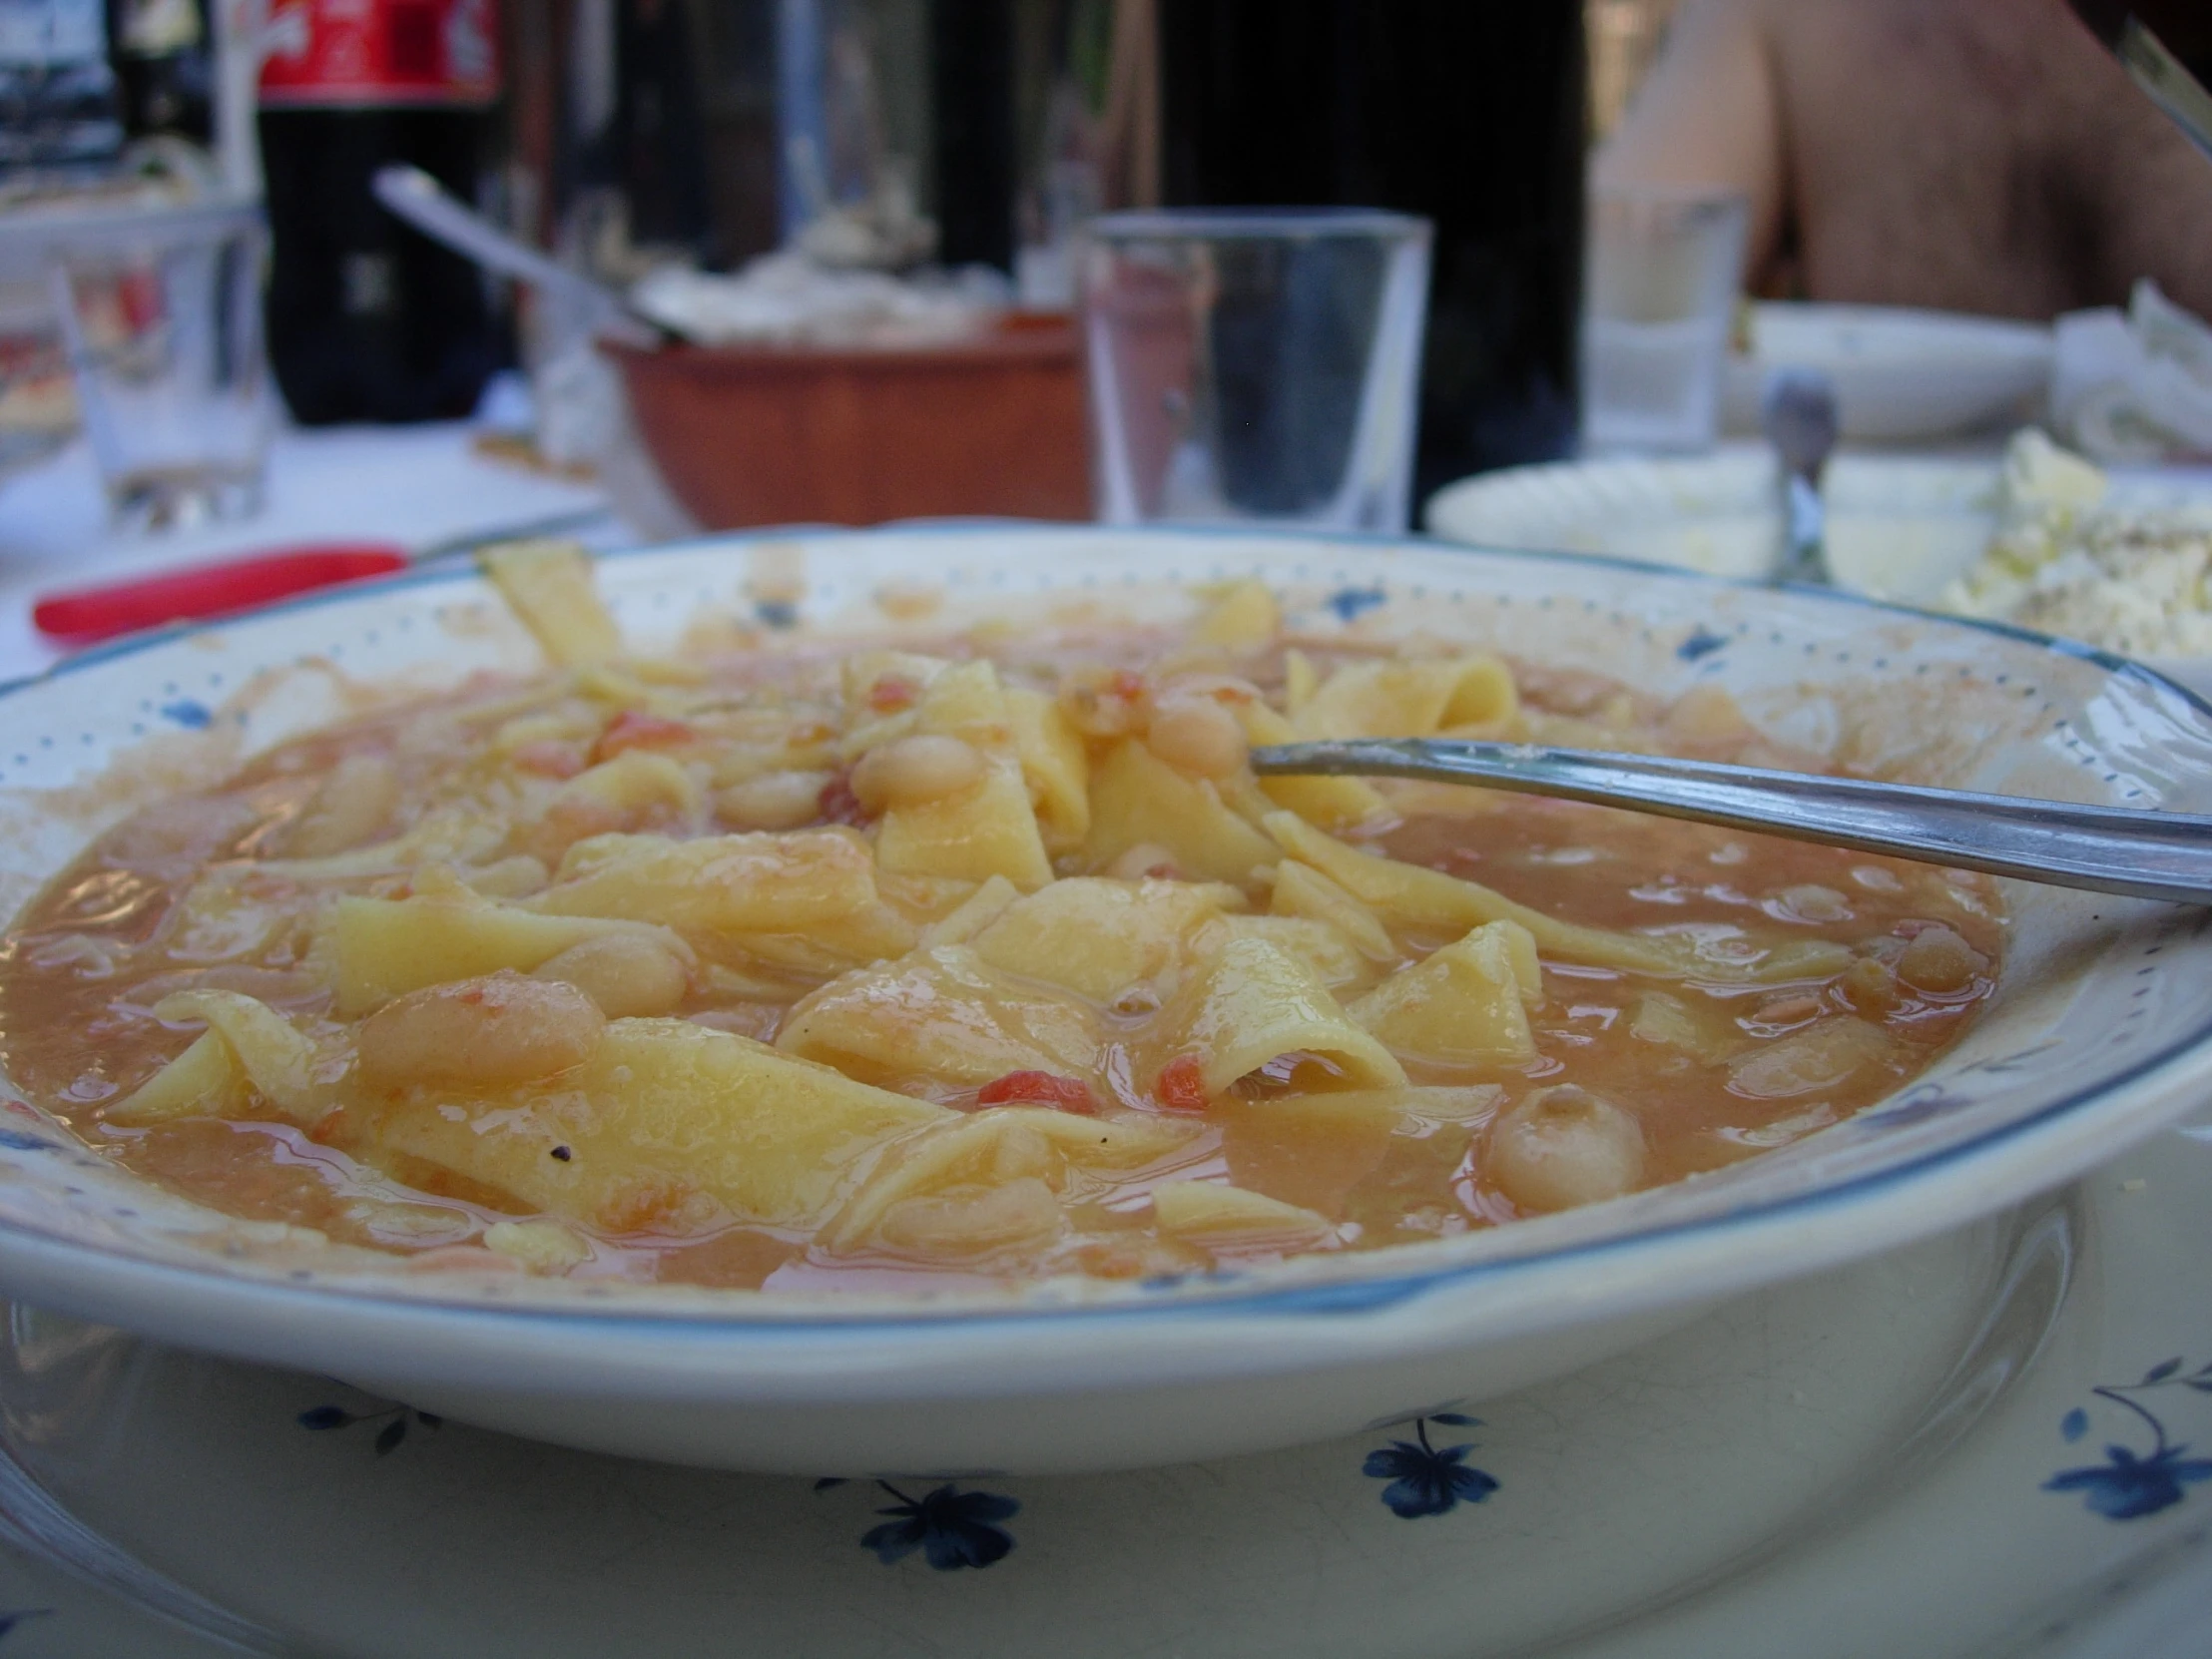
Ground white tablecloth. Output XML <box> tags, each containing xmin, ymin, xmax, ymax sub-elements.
<box><xmin>0</xmin><ymin>423</ymin><xmax>616</xmax><ymax>682</ymax></box>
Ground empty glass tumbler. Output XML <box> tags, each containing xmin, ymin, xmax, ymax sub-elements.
<box><xmin>38</xmin><ymin>200</ymin><xmax>274</xmax><ymax>528</ymax></box>
<box><xmin>1080</xmin><ymin>209</ymin><xmax>1431</xmax><ymax>531</ymax></box>
<box><xmin>1579</xmin><ymin>185</ymin><xmax>1749</xmax><ymax>454</ymax></box>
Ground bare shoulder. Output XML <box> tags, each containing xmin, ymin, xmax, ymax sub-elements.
<box><xmin>1757</xmin><ymin>0</ymin><xmax>2189</xmax><ymax>315</ymax></box>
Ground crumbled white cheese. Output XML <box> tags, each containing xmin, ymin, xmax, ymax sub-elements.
<box><xmin>1939</xmin><ymin>430</ymin><xmax>2212</xmax><ymax>660</ymax></box>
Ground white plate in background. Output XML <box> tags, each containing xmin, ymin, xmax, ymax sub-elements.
<box><xmin>1720</xmin><ymin>302</ymin><xmax>2053</xmax><ymax>443</ymax></box>
<box><xmin>1424</xmin><ymin>450</ymin><xmax>2212</xmax><ymax>699</ymax></box>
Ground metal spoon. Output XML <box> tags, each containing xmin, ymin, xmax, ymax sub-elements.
<box><xmin>1761</xmin><ymin>366</ymin><xmax>1840</xmax><ymax>585</ymax></box>
<box><xmin>370</xmin><ymin>165</ymin><xmax>663</xmax><ymax>347</ymax></box>
<box><xmin>1249</xmin><ymin>738</ymin><xmax>2212</xmax><ymax>905</ymax></box>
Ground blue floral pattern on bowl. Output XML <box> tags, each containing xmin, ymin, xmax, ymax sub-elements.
<box><xmin>2044</xmin><ymin>1356</ymin><xmax>2212</xmax><ymax>1519</ymax></box>
<box><xmin>297</xmin><ymin>1401</ymin><xmax>443</xmax><ymax>1457</ymax></box>
<box><xmin>815</xmin><ymin>1478</ymin><xmax>1020</xmax><ymax>1570</ymax></box>
<box><xmin>1362</xmin><ymin>1414</ymin><xmax>1499</xmax><ymax>1518</ymax></box>
<box><xmin>0</xmin><ymin>1611</ymin><xmax>48</xmax><ymax>1644</ymax></box>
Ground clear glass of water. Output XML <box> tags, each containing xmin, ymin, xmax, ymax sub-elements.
<box><xmin>1080</xmin><ymin>209</ymin><xmax>1432</xmax><ymax>531</ymax></box>
<box><xmin>34</xmin><ymin>201</ymin><xmax>274</xmax><ymax>529</ymax></box>
<box><xmin>1579</xmin><ymin>185</ymin><xmax>1748</xmax><ymax>454</ymax></box>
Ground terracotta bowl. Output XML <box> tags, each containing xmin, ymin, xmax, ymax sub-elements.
<box><xmin>607</xmin><ymin>314</ymin><xmax>1091</xmax><ymax>528</ymax></box>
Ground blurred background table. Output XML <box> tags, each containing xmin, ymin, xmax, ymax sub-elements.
<box><xmin>0</xmin><ymin>421</ymin><xmax>616</xmax><ymax>682</ymax></box>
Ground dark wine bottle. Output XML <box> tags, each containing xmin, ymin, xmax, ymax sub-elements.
<box><xmin>106</xmin><ymin>0</ymin><xmax>211</xmax><ymax>144</ymax></box>
<box><xmin>1158</xmin><ymin>0</ymin><xmax>1586</xmax><ymax>495</ymax></box>
<box><xmin>930</xmin><ymin>0</ymin><xmax>1016</xmax><ymax>272</ymax></box>
<box><xmin>259</xmin><ymin>0</ymin><xmax>511</xmax><ymax>424</ymax></box>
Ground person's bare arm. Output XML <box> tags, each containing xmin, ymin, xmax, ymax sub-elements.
<box><xmin>1591</xmin><ymin>0</ymin><xmax>1788</xmax><ymax>284</ymax></box>
<box><xmin>2084</xmin><ymin>72</ymin><xmax>2212</xmax><ymax>321</ymax></box>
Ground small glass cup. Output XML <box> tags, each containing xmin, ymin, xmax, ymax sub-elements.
<box><xmin>1579</xmin><ymin>185</ymin><xmax>1749</xmax><ymax>454</ymax></box>
<box><xmin>1079</xmin><ymin>208</ymin><xmax>1432</xmax><ymax>531</ymax></box>
<box><xmin>35</xmin><ymin>201</ymin><xmax>274</xmax><ymax>529</ymax></box>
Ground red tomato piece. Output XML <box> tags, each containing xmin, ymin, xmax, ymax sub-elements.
<box><xmin>1154</xmin><ymin>1054</ymin><xmax>1211</xmax><ymax>1112</ymax></box>
<box><xmin>975</xmin><ymin>1070</ymin><xmax>1098</xmax><ymax>1113</ymax></box>
<box><xmin>593</xmin><ymin>711</ymin><xmax>694</xmax><ymax>763</ymax></box>
<box><xmin>511</xmin><ymin>740</ymin><xmax>585</xmax><ymax>780</ymax></box>
<box><xmin>867</xmin><ymin>675</ymin><xmax>921</xmax><ymax>713</ymax></box>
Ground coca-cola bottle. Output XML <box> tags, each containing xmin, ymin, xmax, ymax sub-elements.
<box><xmin>259</xmin><ymin>0</ymin><xmax>510</xmax><ymax>423</ymax></box>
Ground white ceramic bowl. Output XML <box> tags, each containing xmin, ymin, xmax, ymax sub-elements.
<box><xmin>1718</xmin><ymin>302</ymin><xmax>2053</xmax><ymax>442</ymax></box>
<box><xmin>0</xmin><ymin>525</ymin><xmax>2207</xmax><ymax>1477</ymax></box>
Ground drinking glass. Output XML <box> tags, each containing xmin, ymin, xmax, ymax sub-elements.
<box><xmin>35</xmin><ymin>201</ymin><xmax>274</xmax><ymax>528</ymax></box>
<box><xmin>1579</xmin><ymin>185</ymin><xmax>1748</xmax><ymax>453</ymax></box>
<box><xmin>1079</xmin><ymin>209</ymin><xmax>1431</xmax><ymax>531</ymax></box>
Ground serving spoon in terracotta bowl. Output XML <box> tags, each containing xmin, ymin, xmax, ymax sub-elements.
<box><xmin>1249</xmin><ymin>739</ymin><xmax>2212</xmax><ymax>905</ymax></box>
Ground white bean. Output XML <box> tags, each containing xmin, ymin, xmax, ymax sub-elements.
<box><xmin>850</xmin><ymin>735</ymin><xmax>986</xmax><ymax>812</ymax></box>
<box><xmin>1144</xmin><ymin>695</ymin><xmax>1247</xmax><ymax>778</ymax></box>
<box><xmin>1898</xmin><ymin>924</ymin><xmax>1985</xmax><ymax>994</ymax></box>
<box><xmin>532</xmin><ymin>931</ymin><xmax>691</xmax><ymax>1018</ymax></box>
<box><xmin>716</xmin><ymin>769</ymin><xmax>834</xmax><ymax>830</ymax></box>
<box><xmin>357</xmin><ymin>972</ymin><xmax>604</xmax><ymax>1090</ymax></box>
<box><xmin>1487</xmin><ymin>1085</ymin><xmax>1646</xmax><ymax>1214</ymax></box>
<box><xmin>1727</xmin><ymin>1017</ymin><xmax>1889</xmax><ymax>1099</ymax></box>
<box><xmin>1105</xmin><ymin>841</ymin><xmax>1183</xmax><ymax>881</ymax></box>
<box><xmin>1775</xmin><ymin>883</ymin><xmax>1852</xmax><ymax>924</ymax></box>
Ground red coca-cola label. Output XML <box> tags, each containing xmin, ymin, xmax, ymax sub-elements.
<box><xmin>260</xmin><ymin>0</ymin><xmax>500</xmax><ymax>107</ymax></box>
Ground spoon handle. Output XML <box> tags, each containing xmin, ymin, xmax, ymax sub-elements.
<box><xmin>1248</xmin><ymin>739</ymin><xmax>2212</xmax><ymax>905</ymax></box>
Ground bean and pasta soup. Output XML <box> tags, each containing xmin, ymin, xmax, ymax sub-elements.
<box><xmin>0</xmin><ymin>549</ymin><xmax>2002</xmax><ymax>1292</ymax></box>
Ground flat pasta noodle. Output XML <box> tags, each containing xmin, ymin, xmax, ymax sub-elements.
<box><xmin>361</xmin><ymin>1018</ymin><xmax>950</xmax><ymax>1234</ymax></box>
<box><xmin>1235</xmin><ymin>700</ymin><xmax>1390</xmax><ymax>830</ymax></box>
<box><xmin>872</xmin><ymin>661</ymin><xmax>1055</xmax><ymax>890</ymax></box>
<box><xmin>479</xmin><ymin>540</ymin><xmax>624</xmax><ymax>667</ymax></box>
<box><xmin>1349</xmin><ymin>920</ymin><xmax>1542</xmax><ymax>1068</ymax></box>
<box><xmin>777</xmin><ymin>944</ymin><xmax>1105</xmax><ymax>1092</ymax></box>
<box><xmin>1083</xmin><ymin>738</ymin><xmax>1281</xmax><ymax>883</ymax></box>
<box><xmin>828</xmin><ymin>1106</ymin><xmax>1201</xmax><ymax>1250</ymax></box>
<box><xmin>141</xmin><ymin>990</ymin><xmax>324</xmax><ymax>1122</ymax></box>
<box><xmin>1291</xmin><ymin>655</ymin><xmax>1520</xmax><ymax>742</ymax></box>
<box><xmin>1151</xmin><ymin>1178</ymin><xmax>1333</xmax><ymax>1245</ymax></box>
<box><xmin>106</xmin><ymin>1030</ymin><xmax>243</xmax><ymax>1125</ymax></box>
<box><xmin>1213</xmin><ymin>914</ymin><xmax>1376</xmax><ymax>993</ymax></box>
<box><xmin>528</xmin><ymin>830</ymin><xmax>882</xmax><ymax>936</ymax></box>
<box><xmin>1160</xmin><ymin>932</ymin><xmax>1407</xmax><ymax>1098</ymax></box>
<box><xmin>1006</xmin><ymin>686</ymin><xmax>1092</xmax><ymax>852</ymax></box>
<box><xmin>970</xmin><ymin>877</ymin><xmax>1239</xmax><ymax>1004</ymax></box>
<box><xmin>1261</xmin><ymin>812</ymin><xmax>1853</xmax><ymax>984</ymax></box>
<box><xmin>319</xmin><ymin>881</ymin><xmax>688</xmax><ymax>1014</ymax></box>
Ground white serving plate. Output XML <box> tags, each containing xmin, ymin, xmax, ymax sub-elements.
<box><xmin>1719</xmin><ymin>301</ymin><xmax>2053</xmax><ymax>442</ymax></box>
<box><xmin>1424</xmin><ymin>452</ymin><xmax>2212</xmax><ymax>699</ymax></box>
<box><xmin>0</xmin><ymin>1113</ymin><xmax>2206</xmax><ymax>1659</ymax></box>
<box><xmin>0</xmin><ymin>525</ymin><xmax>2204</xmax><ymax>1478</ymax></box>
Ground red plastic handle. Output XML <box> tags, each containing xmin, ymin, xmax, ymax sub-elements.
<box><xmin>33</xmin><ymin>544</ymin><xmax>411</xmax><ymax>646</ymax></box>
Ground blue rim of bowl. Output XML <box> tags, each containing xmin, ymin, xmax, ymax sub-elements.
<box><xmin>1</xmin><ymin>520</ymin><xmax>2208</xmax><ymax>1335</ymax></box>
